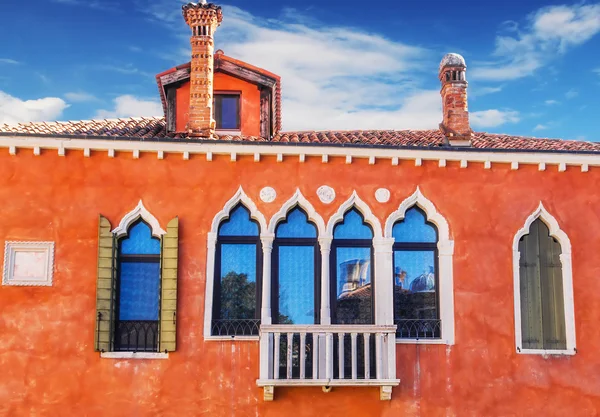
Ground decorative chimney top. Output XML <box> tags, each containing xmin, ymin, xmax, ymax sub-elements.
<box><xmin>438</xmin><ymin>53</ymin><xmax>471</xmax><ymax>146</ymax></box>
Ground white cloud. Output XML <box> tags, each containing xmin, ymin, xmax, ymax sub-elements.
<box><xmin>64</xmin><ymin>91</ymin><xmax>98</xmax><ymax>102</ymax></box>
<box><xmin>566</xmin><ymin>88</ymin><xmax>579</xmax><ymax>99</ymax></box>
<box><xmin>470</xmin><ymin>109</ymin><xmax>520</xmax><ymax>128</ymax></box>
<box><xmin>51</xmin><ymin>0</ymin><xmax>117</xmax><ymax>11</ymax></box>
<box><xmin>472</xmin><ymin>4</ymin><xmax>600</xmax><ymax>81</ymax></box>
<box><xmin>95</xmin><ymin>95</ymin><xmax>162</xmax><ymax>119</ymax></box>
<box><xmin>0</xmin><ymin>58</ymin><xmax>19</xmax><ymax>65</ymax></box>
<box><xmin>470</xmin><ymin>86</ymin><xmax>503</xmax><ymax>98</ymax></box>
<box><xmin>594</xmin><ymin>68</ymin><xmax>600</xmax><ymax>75</ymax></box>
<box><xmin>545</xmin><ymin>99</ymin><xmax>560</xmax><ymax>105</ymax></box>
<box><xmin>534</xmin><ymin>123</ymin><xmax>548</xmax><ymax>131</ymax></box>
<box><xmin>0</xmin><ymin>91</ymin><xmax>69</xmax><ymax>124</ymax></box>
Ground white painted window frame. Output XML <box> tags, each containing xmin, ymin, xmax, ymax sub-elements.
<box><xmin>512</xmin><ymin>202</ymin><xmax>576</xmax><ymax>356</ymax></box>
<box><xmin>203</xmin><ymin>187</ymin><xmax>268</xmax><ymax>341</ymax></box>
<box><xmin>103</xmin><ymin>201</ymin><xmax>167</xmax><ymax>358</ymax></box>
<box><xmin>384</xmin><ymin>188</ymin><xmax>455</xmax><ymax>345</ymax></box>
<box><xmin>2</xmin><ymin>241</ymin><xmax>55</xmax><ymax>286</ymax></box>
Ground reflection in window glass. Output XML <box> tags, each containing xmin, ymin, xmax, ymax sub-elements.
<box><xmin>276</xmin><ymin>208</ymin><xmax>317</xmax><ymax>239</ymax></box>
<box><xmin>333</xmin><ymin>209</ymin><xmax>373</xmax><ymax>239</ymax></box>
<box><xmin>219</xmin><ymin>243</ymin><xmax>257</xmax><ymax>320</ymax></box>
<box><xmin>392</xmin><ymin>208</ymin><xmax>437</xmax><ymax>243</ymax></box>
<box><xmin>219</xmin><ymin>205</ymin><xmax>259</xmax><ymax>237</ymax></box>
<box><xmin>278</xmin><ymin>246</ymin><xmax>315</xmax><ymax>324</ymax></box>
<box><xmin>334</xmin><ymin>250</ymin><xmax>372</xmax><ymax>324</ymax></box>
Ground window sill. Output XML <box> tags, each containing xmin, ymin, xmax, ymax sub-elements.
<box><xmin>396</xmin><ymin>338</ymin><xmax>450</xmax><ymax>345</ymax></box>
<box><xmin>100</xmin><ymin>352</ymin><xmax>169</xmax><ymax>360</ymax></box>
<box><xmin>205</xmin><ymin>335</ymin><xmax>259</xmax><ymax>342</ymax></box>
<box><xmin>517</xmin><ymin>348</ymin><xmax>576</xmax><ymax>356</ymax></box>
<box><xmin>215</xmin><ymin>129</ymin><xmax>242</xmax><ymax>136</ymax></box>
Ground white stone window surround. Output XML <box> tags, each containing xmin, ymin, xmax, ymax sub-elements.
<box><xmin>2</xmin><ymin>241</ymin><xmax>55</xmax><ymax>286</ymax></box>
<box><xmin>512</xmin><ymin>203</ymin><xmax>576</xmax><ymax>356</ymax></box>
<box><xmin>204</xmin><ymin>187</ymin><xmax>269</xmax><ymax>341</ymax></box>
<box><xmin>103</xmin><ymin>201</ymin><xmax>167</xmax><ymax>359</ymax></box>
<box><xmin>384</xmin><ymin>188</ymin><xmax>455</xmax><ymax>346</ymax></box>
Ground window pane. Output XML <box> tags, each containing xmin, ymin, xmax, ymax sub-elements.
<box><xmin>120</xmin><ymin>221</ymin><xmax>160</xmax><ymax>255</ymax></box>
<box><xmin>334</xmin><ymin>247</ymin><xmax>372</xmax><ymax>324</ymax></box>
<box><xmin>334</xmin><ymin>208</ymin><xmax>373</xmax><ymax>239</ymax></box>
<box><xmin>278</xmin><ymin>246</ymin><xmax>315</xmax><ymax>324</ymax></box>
<box><xmin>219</xmin><ymin>205</ymin><xmax>259</xmax><ymax>237</ymax></box>
<box><xmin>220</xmin><ymin>243</ymin><xmax>257</xmax><ymax>319</ymax></box>
<box><xmin>276</xmin><ymin>208</ymin><xmax>317</xmax><ymax>239</ymax></box>
<box><xmin>393</xmin><ymin>251</ymin><xmax>437</xmax><ymax>319</ymax></box>
<box><xmin>392</xmin><ymin>208</ymin><xmax>437</xmax><ymax>243</ymax></box>
<box><xmin>118</xmin><ymin>261</ymin><xmax>160</xmax><ymax>321</ymax></box>
<box><xmin>216</xmin><ymin>95</ymin><xmax>239</xmax><ymax>130</ymax></box>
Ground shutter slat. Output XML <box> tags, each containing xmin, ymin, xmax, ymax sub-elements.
<box><xmin>95</xmin><ymin>215</ymin><xmax>115</xmax><ymax>352</ymax></box>
<box><xmin>160</xmin><ymin>217</ymin><xmax>179</xmax><ymax>353</ymax></box>
<box><xmin>540</xmin><ymin>232</ymin><xmax>567</xmax><ymax>350</ymax></box>
<box><xmin>519</xmin><ymin>220</ymin><xmax>543</xmax><ymax>350</ymax></box>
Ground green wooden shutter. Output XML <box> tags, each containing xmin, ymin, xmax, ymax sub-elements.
<box><xmin>160</xmin><ymin>217</ymin><xmax>179</xmax><ymax>353</ymax></box>
<box><xmin>539</xmin><ymin>225</ymin><xmax>567</xmax><ymax>350</ymax></box>
<box><xmin>95</xmin><ymin>215</ymin><xmax>116</xmax><ymax>352</ymax></box>
<box><xmin>519</xmin><ymin>220</ymin><xmax>543</xmax><ymax>350</ymax></box>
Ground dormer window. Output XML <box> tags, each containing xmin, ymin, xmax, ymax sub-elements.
<box><xmin>214</xmin><ymin>92</ymin><xmax>241</xmax><ymax>131</ymax></box>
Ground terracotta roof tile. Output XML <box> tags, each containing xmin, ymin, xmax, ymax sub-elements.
<box><xmin>2</xmin><ymin>117</ymin><xmax>600</xmax><ymax>153</ymax></box>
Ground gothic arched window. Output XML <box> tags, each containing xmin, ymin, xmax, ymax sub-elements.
<box><xmin>392</xmin><ymin>207</ymin><xmax>440</xmax><ymax>340</ymax></box>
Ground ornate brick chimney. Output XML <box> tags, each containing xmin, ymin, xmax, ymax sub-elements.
<box><xmin>182</xmin><ymin>1</ymin><xmax>223</xmax><ymax>138</ymax></box>
<box><xmin>439</xmin><ymin>53</ymin><xmax>472</xmax><ymax>146</ymax></box>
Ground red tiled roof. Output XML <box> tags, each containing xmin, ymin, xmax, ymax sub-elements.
<box><xmin>1</xmin><ymin>116</ymin><xmax>600</xmax><ymax>153</ymax></box>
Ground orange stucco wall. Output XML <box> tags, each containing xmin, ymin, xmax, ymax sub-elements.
<box><xmin>1</xmin><ymin>149</ymin><xmax>600</xmax><ymax>416</ymax></box>
<box><xmin>175</xmin><ymin>72</ymin><xmax>261</xmax><ymax>136</ymax></box>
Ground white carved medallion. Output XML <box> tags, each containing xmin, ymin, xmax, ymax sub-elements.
<box><xmin>3</xmin><ymin>241</ymin><xmax>55</xmax><ymax>286</ymax></box>
<box><xmin>260</xmin><ymin>187</ymin><xmax>277</xmax><ymax>203</ymax></box>
<box><xmin>317</xmin><ymin>186</ymin><xmax>336</xmax><ymax>204</ymax></box>
<box><xmin>375</xmin><ymin>188</ymin><xmax>391</xmax><ymax>203</ymax></box>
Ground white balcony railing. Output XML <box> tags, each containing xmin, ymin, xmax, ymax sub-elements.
<box><xmin>257</xmin><ymin>324</ymin><xmax>400</xmax><ymax>401</ymax></box>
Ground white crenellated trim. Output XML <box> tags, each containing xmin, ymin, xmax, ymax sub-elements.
<box><xmin>204</xmin><ymin>187</ymin><xmax>269</xmax><ymax>340</ymax></box>
<box><xmin>326</xmin><ymin>191</ymin><xmax>383</xmax><ymax>239</ymax></box>
<box><xmin>209</xmin><ymin>186</ymin><xmax>268</xmax><ymax>234</ymax></box>
<box><xmin>112</xmin><ymin>201</ymin><xmax>166</xmax><ymax>238</ymax></box>
<box><xmin>268</xmin><ymin>189</ymin><xmax>326</xmax><ymax>236</ymax></box>
<box><xmin>512</xmin><ymin>202</ymin><xmax>576</xmax><ymax>355</ymax></box>
<box><xmin>384</xmin><ymin>188</ymin><xmax>455</xmax><ymax>345</ymax></box>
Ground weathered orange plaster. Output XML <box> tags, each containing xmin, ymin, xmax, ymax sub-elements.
<box><xmin>1</xmin><ymin>151</ymin><xmax>600</xmax><ymax>416</ymax></box>
<box><xmin>175</xmin><ymin>72</ymin><xmax>261</xmax><ymax>136</ymax></box>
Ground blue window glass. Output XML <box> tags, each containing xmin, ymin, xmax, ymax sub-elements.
<box><xmin>276</xmin><ymin>208</ymin><xmax>317</xmax><ymax>238</ymax></box>
<box><xmin>219</xmin><ymin>205</ymin><xmax>259</xmax><ymax>237</ymax></box>
<box><xmin>278</xmin><ymin>246</ymin><xmax>315</xmax><ymax>324</ymax></box>
<box><xmin>118</xmin><ymin>262</ymin><xmax>161</xmax><ymax>321</ymax></box>
<box><xmin>334</xmin><ymin>208</ymin><xmax>373</xmax><ymax>239</ymax></box>
<box><xmin>219</xmin><ymin>243</ymin><xmax>257</xmax><ymax>320</ymax></box>
<box><xmin>120</xmin><ymin>221</ymin><xmax>160</xmax><ymax>255</ymax></box>
<box><xmin>392</xmin><ymin>208</ymin><xmax>437</xmax><ymax>243</ymax></box>
<box><xmin>215</xmin><ymin>94</ymin><xmax>240</xmax><ymax>130</ymax></box>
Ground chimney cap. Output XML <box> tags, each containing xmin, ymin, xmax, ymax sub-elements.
<box><xmin>439</xmin><ymin>53</ymin><xmax>466</xmax><ymax>72</ymax></box>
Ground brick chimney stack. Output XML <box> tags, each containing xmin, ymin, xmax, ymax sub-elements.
<box><xmin>439</xmin><ymin>53</ymin><xmax>472</xmax><ymax>146</ymax></box>
<box><xmin>182</xmin><ymin>1</ymin><xmax>223</xmax><ymax>138</ymax></box>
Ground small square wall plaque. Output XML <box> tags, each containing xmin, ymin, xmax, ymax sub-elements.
<box><xmin>2</xmin><ymin>241</ymin><xmax>55</xmax><ymax>286</ymax></box>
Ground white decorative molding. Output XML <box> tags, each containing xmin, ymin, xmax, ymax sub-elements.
<box><xmin>268</xmin><ymin>189</ymin><xmax>326</xmax><ymax>236</ymax></box>
<box><xmin>322</xmin><ymin>155</ymin><xmax>328</xmax><ymax>163</ymax></box>
<box><xmin>299</xmin><ymin>154</ymin><xmax>306</xmax><ymax>163</ymax></box>
<box><xmin>101</xmin><ymin>352</ymin><xmax>169</xmax><ymax>360</ymax></box>
<box><xmin>112</xmin><ymin>200</ymin><xmax>166</xmax><ymax>239</ymax></box>
<box><xmin>3</xmin><ymin>241</ymin><xmax>55</xmax><ymax>286</ymax></box>
<box><xmin>539</xmin><ymin>162</ymin><xmax>546</xmax><ymax>171</ymax></box>
<box><xmin>254</xmin><ymin>153</ymin><xmax>260</xmax><ymax>162</ymax></box>
<box><xmin>326</xmin><ymin>191</ymin><xmax>383</xmax><ymax>239</ymax></box>
<box><xmin>260</xmin><ymin>187</ymin><xmax>277</xmax><ymax>204</ymax></box>
<box><xmin>391</xmin><ymin>157</ymin><xmax>399</xmax><ymax>166</ymax></box>
<box><xmin>204</xmin><ymin>187</ymin><xmax>269</xmax><ymax>339</ymax></box>
<box><xmin>512</xmin><ymin>202</ymin><xmax>576</xmax><ymax>356</ymax></box>
<box><xmin>460</xmin><ymin>160</ymin><xmax>467</xmax><ymax>168</ymax></box>
<box><xmin>484</xmin><ymin>161</ymin><xmax>491</xmax><ymax>169</ymax></box>
<box><xmin>438</xmin><ymin>159</ymin><xmax>446</xmax><ymax>168</ymax></box>
<box><xmin>209</xmin><ymin>187</ymin><xmax>268</xmax><ymax>234</ymax></box>
<box><xmin>183</xmin><ymin>151</ymin><xmax>190</xmax><ymax>160</ymax></box>
<box><xmin>375</xmin><ymin>188</ymin><xmax>391</xmax><ymax>204</ymax></box>
<box><xmin>415</xmin><ymin>158</ymin><xmax>422</xmax><ymax>167</ymax></box>
<box><xmin>317</xmin><ymin>186</ymin><xmax>336</xmax><ymax>205</ymax></box>
<box><xmin>384</xmin><ymin>188</ymin><xmax>455</xmax><ymax>345</ymax></box>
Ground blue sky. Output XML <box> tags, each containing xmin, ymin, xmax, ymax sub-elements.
<box><xmin>0</xmin><ymin>0</ymin><xmax>599</xmax><ymax>140</ymax></box>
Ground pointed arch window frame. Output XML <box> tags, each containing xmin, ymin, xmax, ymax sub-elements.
<box><xmin>203</xmin><ymin>187</ymin><xmax>269</xmax><ymax>341</ymax></box>
<box><xmin>512</xmin><ymin>203</ymin><xmax>576</xmax><ymax>356</ymax></box>
<box><xmin>384</xmin><ymin>188</ymin><xmax>455</xmax><ymax>345</ymax></box>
